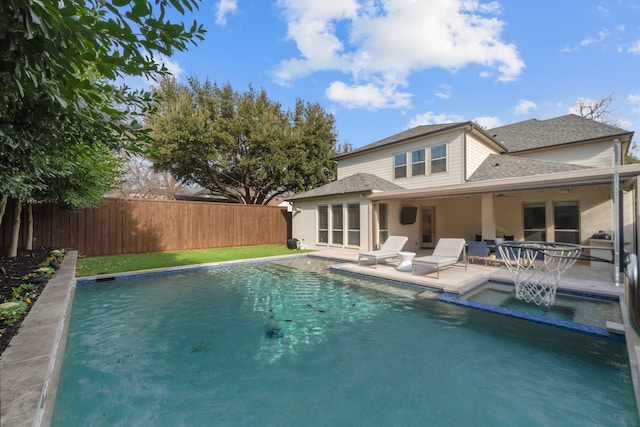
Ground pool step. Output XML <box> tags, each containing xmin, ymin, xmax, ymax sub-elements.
<box><xmin>606</xmin><ymin>321</ymin><xmax>625</xmax><ymax>335</ymax></box>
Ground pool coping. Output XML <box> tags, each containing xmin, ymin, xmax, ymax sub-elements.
<box><xmin>2</xmin><ymin>252</ymin><xmax>639</xmax><ymax>425</ymax></box>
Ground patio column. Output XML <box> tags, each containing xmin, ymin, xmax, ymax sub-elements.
<box><xmin>481</xmin><ymin>193</ymin><xmax>496</xmax><ymax>239</ymax></box>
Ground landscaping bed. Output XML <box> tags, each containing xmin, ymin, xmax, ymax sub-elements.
<box><xmin>0</xmin><ymin>246</ymin><xmax>62</xmax><ymax>355</ymax></box>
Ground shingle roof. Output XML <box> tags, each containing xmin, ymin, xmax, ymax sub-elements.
<box><xmin>468</xmin><ymin>154</ymin><xmax>593</xmax><ymax>182</ymax></box>
<box><xmin>488</xmin><ymin>114</ymin><xmax>631</xmax><ymax>153</ymax></box>
<box><xmin>288</xmin><ymin>173</ymin><xmax>404</xmax><ymax>200</ymax></box>
<box><xmin>334</xmin><ymin>122</ymin><xmax>472</xmax><ymax>159</ymax></box>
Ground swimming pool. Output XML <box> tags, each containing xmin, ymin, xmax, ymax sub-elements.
<box><xmin>52</xmin><ymin>257</ymin><xmax>638</xmax><ymax>426</ymax></box>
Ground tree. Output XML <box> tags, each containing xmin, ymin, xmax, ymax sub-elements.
<box><xmin>573</xmin><ymin>93</ymin><xmax>639</xmax><ymax>164</ymax></box>
<box><xmin>574</xmin><ymin>93</ymin><xmax>615</xmax><ymax>122</ymax></box>
<box><xmin>147</xmin><ymin>77</ymin><xmax>340</xmax><ymax>204</ymax></box>
<box><xmin>0</xmin><ymin>0</ymin><xmax>205</xmax><ymax>255</ymax></box>
<box><xmin>114</xmin><ymin>154</ymin><xmax>186</xmax><ymax>199</ymax></box>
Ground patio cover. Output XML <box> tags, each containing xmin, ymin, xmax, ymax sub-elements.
<box><xmin>367</xmin><ymin>164</ymin><xmax>640</xmax><ymax>201</ymax></box>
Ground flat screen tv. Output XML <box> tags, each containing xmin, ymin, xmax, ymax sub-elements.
<box><xmin>400</xmin><ymin>206</ymin><xmax>417</xmax><ymax>225</ymax></box>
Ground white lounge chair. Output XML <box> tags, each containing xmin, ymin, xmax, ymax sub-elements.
<box><xmin>358</xmin><ymin>236</ymin><xmax>408</xmax><ymax>267</ymax></box>
<box><xmin>412</xmin><ymin>238</ymin><xmax>467</xmax><ymax>278</ymax></box>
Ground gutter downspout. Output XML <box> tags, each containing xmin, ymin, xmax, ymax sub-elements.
<box><xmin>614</xmin><ymin>139</ymin><xmax>622</xmax><ymax>285</ymax></box>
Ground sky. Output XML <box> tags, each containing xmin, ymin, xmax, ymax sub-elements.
<box><xmin>145</xmin><ymin>0</ymin><xmax>640</xmax><ymax>150</ymax></box>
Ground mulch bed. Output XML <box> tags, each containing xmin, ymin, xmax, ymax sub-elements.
<box><xmin>0</xmin><ymin>246</ymin><xmax>54</xmax><ymax>355</ymax></box>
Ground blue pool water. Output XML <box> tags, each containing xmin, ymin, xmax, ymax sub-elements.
<box><xmin>52</xmin><ymin>258</ymin><xmax>638</xmax><ymax>426</ymax></box>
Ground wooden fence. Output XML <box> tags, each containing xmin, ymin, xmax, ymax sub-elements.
<box><xmin>0</xmin><ymin>198</ymin><xmax>292</xmax><ymax>257</ymax></box>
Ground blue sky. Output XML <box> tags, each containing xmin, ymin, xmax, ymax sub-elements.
<box><xmin>146</xmin><ymin>0</ymin><xmax>640</xmax><ymax>150</ymax></box>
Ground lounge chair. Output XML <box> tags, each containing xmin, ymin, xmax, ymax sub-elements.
<box><xmin>358</xmin><ymin>236</ymin><xmax>409</xmax><ymax>267</ymax></box>
<box><xmin>467</xmin><ymin>240</ymin><xmax>489</xmax><ymax>265</ymax></box>
<box><xmin>412</xmin><ymin>238</ymin><xmax>467</xmax><ymax>278</ymax></box>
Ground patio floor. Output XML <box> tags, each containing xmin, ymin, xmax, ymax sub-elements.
<box><xmin>310</xmin><ymin>247</ymin><xmax>624</xmax><ymax>298</ymax></box>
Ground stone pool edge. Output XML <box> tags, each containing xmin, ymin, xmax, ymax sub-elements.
<box><xmin>0</xmin><ymin>251</ymin><xmax>77</xmax><ymax>427</ymax></box>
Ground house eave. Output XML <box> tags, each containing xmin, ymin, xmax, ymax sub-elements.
<box><xmin>288</xmin><ymin>190</ymin><xmax>373</xmax><ymax>202</ymax></box>
<box><xmin>368</xmin><ymin>164</ymin><xmax>640</xmax><ymax>201</ymax></box>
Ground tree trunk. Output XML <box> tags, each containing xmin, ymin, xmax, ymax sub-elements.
<box><xmin>0</xmin><ymin>194</ymin><xmax>7</xmax><ymax>230</ymax></box>
<box><xmin>8</xmin><ymin>200</ymin><xmax>22</xmax><ymax>258</ymax></box>
<box><xmin>26</xmin><ymin>203</ymin><xmax>33</xmax><ymax>251</ymax></box>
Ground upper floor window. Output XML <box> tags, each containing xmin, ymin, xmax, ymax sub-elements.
<box><xmin>430</xmin><ymin>144</ymin><xmax>447</xmax><ymax>173</ymax></box>
<box><xmin>411</xmin><ymin>149</ymin><xmax>425</xmax><ymax>176</ymax></box>
<box><xmin>394</xmin><ymin>153</ymin><xmax>407</xmax><ymax>178</ymax></box>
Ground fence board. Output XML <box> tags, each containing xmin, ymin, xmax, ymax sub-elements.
<box><xmin>0</xmin><ymin>198</ymin><xmax>292</xmax><ymax>257</ymax></box>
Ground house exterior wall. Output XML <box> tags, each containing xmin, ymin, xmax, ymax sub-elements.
<box><xmin>290</xmin><ymin>196</ymin><xmax>374</xmax><ymax>251</ymax></box>
<box><xmin>337</xmin><ymin>130</ymin><xmax>467</xmax><ymax>189</ymax></box>
<box><xmin>515</xmin><ymin>140</ymin><xmax>616</xmax><ymax>168</ymax></box>
<box><xmin>465</xmin><ymin>133</ymin><xmax>500</xmax><ymax>180</ymax></box>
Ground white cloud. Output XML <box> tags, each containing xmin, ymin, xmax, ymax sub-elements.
<box><xmin>628</xmin><ymin>93</ymin><xmax>640</xmax><ymax>114</ymax></box>
<box><xmin>629</xmin><ymin>41</ymin><xmax>640</xmax><ymax>54</ymax></box>
<box><xmin>273</xmin><ymin>0</ymin><xmax>524</xmax><ymax>109</ymax></box>
<box><xmin>215</xmin><ymin>0</ymin><xmax>238</xmax><ymax>26</ymax></box>
<box><xmin>119</xmin><ymin>54</ymin><xmax>184</xmax><ymax>91</ymax></box>
<box><xmin>434</xmin><ymin>84</ymin><xmax>453</xmax><ymax>100</ymax></box>
<box><xmin>514</xmin><ymin>99</ymin><xmax>537</xmax><ymax>115</ymax></box>
<box><xmin>580</xmin><ymin>29</ymin><xmax>609</xmax><ymax>47</ymax></box>
<box><xmin>473</xmin><ymin>116</ymin><xmax>503</xmax><ymax>129</ymax></box>
<box><xmin>407</xmin><ymin>111</ymin><xmax>465</xmax><ymax>128</ymax></box>
<box><xmin>326</xmin><ymin>81</ymin><xmax>412</xmax><ymax>109</ymax></box>
<box><xmin>156</xmin><ymin>55</ymin><xmax>184</xmax><ymax>79</ymax></box>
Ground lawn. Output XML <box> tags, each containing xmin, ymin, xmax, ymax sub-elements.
<box><xmin>75</xmin><ymin>245</ymin><xmax>312</xmax><ymax>277</ymax></box>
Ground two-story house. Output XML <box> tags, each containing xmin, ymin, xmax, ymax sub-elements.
<box><xmin>289</xmin><ymin>114</ymin><xmax>638</xmax><ymax>260</ymax></box>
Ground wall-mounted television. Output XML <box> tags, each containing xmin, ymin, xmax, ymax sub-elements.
<box><xmin>400</xmin><ymin>206</ymin><xmax>417</xmax><ymax>225</ymax></box>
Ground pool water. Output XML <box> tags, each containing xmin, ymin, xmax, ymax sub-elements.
<box><xmin>52</xmin><ymin>258</ymin><xmax>638</xmax><ymax>426</ymax></box>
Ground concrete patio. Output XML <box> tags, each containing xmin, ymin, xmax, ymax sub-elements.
<box><xmin>310</xmin><ymin>247</ymin><xmax>623</xmax><ymax>298</ymax></box>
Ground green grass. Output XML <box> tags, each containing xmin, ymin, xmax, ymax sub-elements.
<box><xmin>75</xmin><ymin>245</ymin><xmax>312</xmax><ymax>277</ymax></box>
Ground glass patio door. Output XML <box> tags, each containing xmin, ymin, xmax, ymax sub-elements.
<box><xmin>421</xmin><ymin>207</ymin><xmax>435</xmax><ymax>248</ymax></box>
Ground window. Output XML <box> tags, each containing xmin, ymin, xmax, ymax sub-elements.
<box><xmin>411</xmin><ymin>149</ymin><xmax>425</xmax><ymax>176</ymax></box>
<box><xmin>430</xmin><ymin>144</ymin><xmax>447</xmax><ymax>173</ymax></box>
<box><xmin>378</xmin><ymin>203</ymin><xmax>388</xmax><ymax>245</ymax></box>
<box><xmin>523</xmin><ymin>202</ymin><xmax>546</xmax><ymax>241</ymax></box>
<box><xmin>394</xmin><ymin>153</ymin><xmax>407</xmax><ymax>178</ymax></box>
<box><xmin>331</xmin><ymin>204</ymin><xmax>343</xmax><ymax>245</ymax></box>
<box><xmin>554</xmin><ymin>201</ymin><xmax>580</xmax><ymax>244</ymax></box>
<box><xmin>347</xmin><ymin>204</ymin><xmax>360</xmax><ymax>246</ymax></box>
<box><xmin>318</xmin><ymin>205</ymin><xmax>328</xmax><ymax>243</ymax></box>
